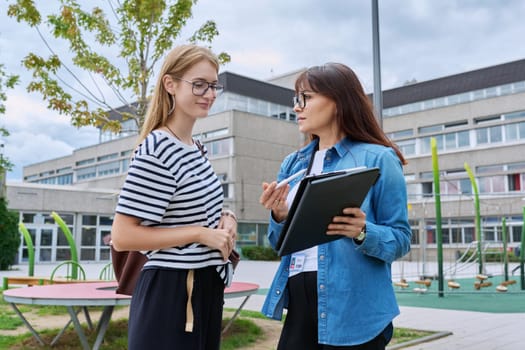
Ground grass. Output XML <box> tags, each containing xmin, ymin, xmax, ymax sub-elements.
<box><xmin>1</xmin><ymin>291</ymin><xmax>435</xmax><ymax>349</ymax></box>
<box><xmin>0</xmin><ymin>317</ymin><xmax>261</xmax><ymax>350</ymax></box>
<box><xmin>390</xmin><ymin>327</ymin><xmax>436</xmax><ymax>346</ymax></box>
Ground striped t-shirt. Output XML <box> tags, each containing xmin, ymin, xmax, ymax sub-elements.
<box><xmin>116</xmin><ymin>130</ymin><xmax>229</xmax><ymax>279</ymax></box>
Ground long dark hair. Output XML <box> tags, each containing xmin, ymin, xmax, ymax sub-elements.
<box><xmin>295</xmin><ymin>63</ymin><xmax>406</xmax><ymax>165</ymax></box>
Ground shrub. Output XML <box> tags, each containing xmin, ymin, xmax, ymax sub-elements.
<box><xmin>0</xmin><ymin>197</ymin><xmax>19</xmax><ymax>270</ymax></box>
<box><xmin>241</xmin><ymin>246</ymin><xmax>280</xmax><ymax>261</ymax></box>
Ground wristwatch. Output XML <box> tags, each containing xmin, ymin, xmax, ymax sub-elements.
<box><xmin>355</xmin><ymin>224</ymin><xmax>367</xmax><ymax>242</ymax></box>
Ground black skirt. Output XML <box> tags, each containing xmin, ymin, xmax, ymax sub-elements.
<box><xmin>128</xmin><ymin>266</ymin><xmax>224</xmax><ymax>350</ymax></box>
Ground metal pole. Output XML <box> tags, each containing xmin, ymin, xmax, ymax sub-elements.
<box><xmin>371</xmin><ymin>0</ymin><xmax>383</xmax><ymax>128</ymax></box>
<box><xmin>502</xmin><ymin>217</ymin><xmax>508</xmax><ymax>281</ymax></box>
<box><xmin>431</xmin><ymin>138</ymin><xmax>444</xmax><ymax>297</ymax></box>
<box><xmin>520</xmin><ymin>207</ymin><xmax>525</xmax><ymax>290</ymax></box>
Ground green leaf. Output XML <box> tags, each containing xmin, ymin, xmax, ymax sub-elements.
<box><xmin>6</xmin><ymin>0</ymin><xmax>230</xmax><ymax>132</ymax></box>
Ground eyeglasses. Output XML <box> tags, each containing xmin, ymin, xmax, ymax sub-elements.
<box><xmin>174</xmin><ymin>77</ymin><xmax>224</xmax><ymax>96</ymax></box>
<box><xmin>293</xmin><ymin>92</ymin><xmax>309</xmax><ymax>109</ymax></box>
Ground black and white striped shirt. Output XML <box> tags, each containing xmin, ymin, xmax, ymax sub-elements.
<box><xmin>116</xmin><ymin>130</ymin><xmax>228</xmax><ymax>276</ymax></box>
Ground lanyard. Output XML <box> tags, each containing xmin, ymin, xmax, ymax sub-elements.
<box><xmin>305</xmin><ymin>142</ymin><xmax>320</xmax><ymax>175</ymax></box>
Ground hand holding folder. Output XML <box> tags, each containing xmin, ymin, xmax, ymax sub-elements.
<box><xmin>275</xmin><ymin>167</ymin><xmax>380</xmax><ymax>256</ymax></box>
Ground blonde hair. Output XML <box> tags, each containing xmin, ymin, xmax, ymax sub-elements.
<box><xmin>138</xmin><ymin>45</ymin><xmax>220</xmax><ymax>143</ymax></box>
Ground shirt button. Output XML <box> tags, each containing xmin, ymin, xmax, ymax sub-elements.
<box><xmin>319</xmin><ymin>284</ymin><xmax>325</xmax><ymax>290</ymax></box>
<box><xmin>320</xmin><ymin>312</ymin><xmax>326</xmax><ymax>319</ymax></box>
<box><xmin>276</xmin><ymin>290</ymin><xmax>281</xmax><ymax>295</ymax></box>
<box><xmin>319</xmin><ymin>255</ymin><xmax>325</xmax><ymax>261</ymax></box>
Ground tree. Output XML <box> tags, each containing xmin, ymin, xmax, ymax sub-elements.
<box><xmin>0</xmin><ymin>62</ymin><xmax>19</xmax><ymax>269</ymax></box>
<box><xmin>0</xmin><ymin>62</ymin><xmax>19</xmax><ymax>195</ymax></box>
<box><xmin>0</xmin><ymin>197</ymin><xmax>20</xmax><ymax>270</ymax></box>
<box><xmin>7</xmin><ymin>0</ymin><xmax>230</xmax><ymax>134</ymax></box>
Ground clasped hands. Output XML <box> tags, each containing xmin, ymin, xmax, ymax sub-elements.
<box><xmin>210</xmin><ymin>211</ymin><xmax>237</xmax><ymax>261</ymax></box>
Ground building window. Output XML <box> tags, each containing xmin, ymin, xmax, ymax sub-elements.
<box><xmin>477</xmin><ymin>164</ymin><xmax>504</xmax><ymax>174</ymax></box>
<box><xmin>464</xmin><ymin>227</ymin><xmax>475</xmax><ymax>243</ymax></box>
<box><xmin>121</xmin><ymin>158</ymin><xmax>130</xmax><ymax>172</ymax></box>
<box><xmin>420</xmin><ymin>137</ymin><xmax>432</xmax><ymax>154</ymax></box>
<box><xmin>237</xmin><ymin>223</ymin><xmax>257</xmax><ymax>245</ymax></box>
<box><xmin>508</xmin><ymin>174</ymin><xmax>522</xmax><ymax>191</ymax></box>
<box><xmin>76</xmin><ymin>166</ymin><xmax>97</xmax><ymax>181</ymax></box>
<box><xmin>506</xmin><ymin>122</ymin><xmax>525</xmax><ymax>141</ymax></box>
<box><xmin>389</xmin><ymin>129</ymin><xmax>414</xmax><ymax>140</ymax></box>
<box><xmin>97</xmin><ymin>153</ymin><xmax>118</xmax><ymax>162</ymax></box>
<box><xmin>194</xmin><ymin>128</ymin><xmax>229</xmax><ymax>140</ymax></box>
<box><xmin>397</xmin><ymin>139</ymin><xmax>416</xmax><ymax>156</ymax></box>
<box><xmin>76</xmin><ymin>158</ymin><xmax>95</xmax><ymax>166</ymax></box>
<box><xmin>410</xmin><ymin>226</ymin><xmax>419</xmax><ymax>245</ymax></box>
<box><xmin>476</xmin><ymin>125</ymin><xmax>503</xmax><ymax>145</ymax></box>
<box><xmin>57</xmin><ymin>174</ymin><xmax>73</xmax><ymax>185</ymax></box>
<box><xmin>478</xmin><ymin>175</ymin><xmax>506</xmax><ymax>193</ymax></box>
<box><xmin>98</xmin><ymin>161</ymin><xmax>120</xmax><ymax>177</ymax></box>
<box><xmin>422</xmin><ymin>182</ymin><xmax>433</xmax><ymax>197</ymax></box>
<box><xmin>57</xmin><ymin>167</ymin><xmax>72</xmax><ymax>174</ymax></box>
<box><xmin>80</xmin><ymin>215</ymin><xmax>97</xmax><ymax>261</ymax></box>
<box><xmin>205</xmin><ymin>138</ymin><xmax>232</xmax><ymax>157</ymax></box>
<box><xmin>511</xmin><ymin>225</ymin><xmax>522</xmax><ymax>244</ymax></box>
<box><xmin>425</xmin><ymin>226</ymin><xmax>436</xmax><ymax>244</ymax></box>
<box><xmin>419</xmin><ymin>124</ymin><xmax>443</xmax><ymax>134</ymax></box>
<box><xmin>504</xmin><ymin>110</ymin><xmax>525</xmax><ymax>120</ymax></box>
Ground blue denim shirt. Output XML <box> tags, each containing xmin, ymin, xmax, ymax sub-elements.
<box><xmin>261</xmin><ymin>137</ymin><xmax>411</xmax><ymax>346</ymax></box>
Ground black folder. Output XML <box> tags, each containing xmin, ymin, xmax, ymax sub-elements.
<box><xmin>275</xmin><ymin>167</ymin><xmax>380</xmax><ymax>256</ymax></box>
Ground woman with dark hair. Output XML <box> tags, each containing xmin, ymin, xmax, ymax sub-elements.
<box><xmin>259</xmin><ymin>63</ymin><xmax>411</xmax><ymax>349</ymax></box>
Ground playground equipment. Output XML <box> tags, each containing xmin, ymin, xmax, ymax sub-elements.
<box><xmin>51</xmin><ymin>211</ymin><xmax>80</xmax><ymax>279</ymax></box>
<box><xmin>396</xmin><ymin>138</ymin><xmax>525</xmax><ymax>295</ymax></box>
<box><xmin>447</xmin><ymin>280</ymin><xmax>460</xmax><ymax>289</ymax></box>
<box><xmin>415</xmin><ymin>279</ymin><xmax>432</xmax><ymax>288</ymax></box>
<box><xmin>496</xmin><ymin>279</ymin><xmax>517</xmax><ymax>292</ymax></box>
<box><xmin>18</xmin><ymin>222</ymin><xmax>35</xmax><ymax>277</ymax></box>
<box><xmin>474</xmin><ymin>274</ymin><xmax>492</xmax><ymax>290</ymax></box>
<box><xmin>393</xmin><ymin>279</ymin><xmax>409</xmax><ymax>289</ymax></box>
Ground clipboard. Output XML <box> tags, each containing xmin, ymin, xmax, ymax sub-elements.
<box><xmin>275</xmin><ymin>167</ymin><xmax>380</xmax><ymax>256</ymax></box>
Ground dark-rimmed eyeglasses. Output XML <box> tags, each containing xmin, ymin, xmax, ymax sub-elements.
<box><xmin>293</xmin><ymin>92</ymin><xmax>309</xmax><ymax>109</ymax></box>
<box><xmin>174</xmin><ymin>77</ymin><xmax>224</xmax><ymax>96</ymax></box>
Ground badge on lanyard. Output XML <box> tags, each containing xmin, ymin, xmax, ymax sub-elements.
<box><xmin>289</xmin><ymin>253</ymin><xmax>306</xmax><ymax>274</ymax></box>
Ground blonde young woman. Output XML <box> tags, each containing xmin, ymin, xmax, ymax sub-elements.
<box><xmin>111</xmin><ymin>45</ymin><xmax>237</xmax><ymax>350</ymax></box>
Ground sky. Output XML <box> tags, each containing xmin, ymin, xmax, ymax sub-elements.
<box><xmin>1</xmin><ymin>0</ymin><xmax>525</xmax><ymax>181</ymax></box>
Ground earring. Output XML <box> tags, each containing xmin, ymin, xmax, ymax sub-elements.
<box><xmin>167</xmin><ymin>94</ymin><xmax>176</xmax><ymax>115</ymax></box>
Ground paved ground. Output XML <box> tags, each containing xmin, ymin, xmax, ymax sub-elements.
<box><xmin>2</xmin><ymin>260</ymin><xmax>524</xmax><ymax>349</ymax></box>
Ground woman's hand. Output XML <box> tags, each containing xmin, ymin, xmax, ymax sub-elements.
<box><xmin>259</xmin><ymin>181</ymin><xmax>289</xmax><ymax>222</ymax></box>
<box><xmin>218</xmin><ymin>212</ymin><xmax>237</xmax><ymax>249</ymax></box>
<box><xmin>326</xmin><ymin>207</ymin><xmax>366</xmax><ymax>239</ymax></box>
<box><xmin>199</xmin><ymin>228</ymin><xmax>234</xmax><ymax>261</ymax></box>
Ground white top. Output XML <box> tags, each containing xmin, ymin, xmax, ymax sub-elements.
<box><xmin>288</xmin><ymin>148</ymin><xmax>327</xmax><ymax>277</ymax></box>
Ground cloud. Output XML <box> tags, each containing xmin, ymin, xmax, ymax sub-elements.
<box><xmin>2</xmin><ymin>88</ymin><xmax>98</xmax><ymax>180</ymax></box>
